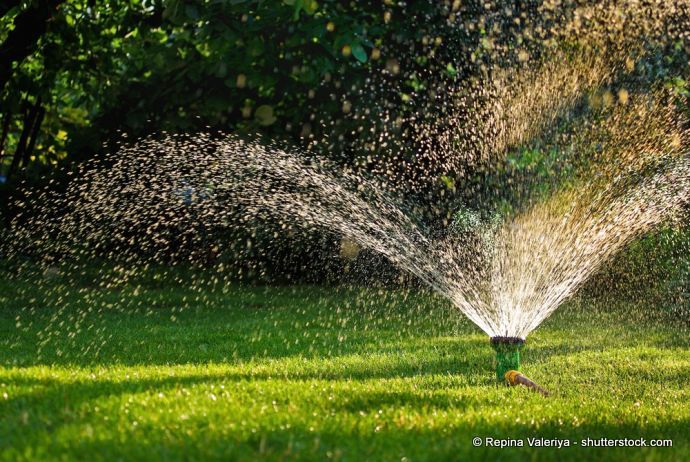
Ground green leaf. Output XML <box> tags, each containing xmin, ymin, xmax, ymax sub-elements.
<box><xmin>216</xmin><ymin>62</ymin><xmax>227</xmax><ymax>78</ymax></box>
<box><xmin>292</xmin><ymin>0</ymin><xmax>303</xmax><ymax>20</ymax></box>
<box><xmin>290</xmin><ymin>0</ymin><xmax>317</xmax><ymax>19</ymax></box>
<box><xmin>247</xmin><ymin>38</ymin><xmax>264</xmax><ymax>58</ymax></box>
<box><xmin>185</xmin><ymin>5</ymin><xmax>199</xmax><ymax>20</ymax></box>
<box><xmin>255</xmin><ymin>105</ymin><xmax>276</xmax><ymax>126</ymax></box>
<box><xmin>303</xmin><ymin>0</ymin><xmax>318</xmax><ymax>14</ymax></box>
<box><xmin>440</xmin><ymin>175</ymin><xmax>455</xmax><ymax>190</ymax></box>
<box><xmin>351</xmin><ymin>43</ymin><xmax>367</xmax><ymax>63</ymax></box>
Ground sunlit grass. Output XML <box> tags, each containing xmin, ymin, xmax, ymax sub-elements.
<box><xmin>0</xmin><ymin>274</ymin><xmax>688</xmax><ymax>461</ymax></box>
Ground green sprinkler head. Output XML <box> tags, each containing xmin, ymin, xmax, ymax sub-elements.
<box><xmin>490</xmin><ymin>336</ymin><xmax>525</xmax><ymax>381</ymax></box>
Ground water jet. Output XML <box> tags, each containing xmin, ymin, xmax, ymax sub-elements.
<box><xmin>4</xmin><ymin>4</ymin><xmax>689</xmax><ymax>392</ymax></box>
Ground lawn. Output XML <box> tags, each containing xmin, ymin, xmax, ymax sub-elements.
<box><xmin>0</xmin><ymin>269</ymin><xmax>688</xmax><ymax>461</ymax></box>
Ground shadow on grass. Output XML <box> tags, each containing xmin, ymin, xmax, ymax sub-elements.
<box><xmin>2</xmin><ymin>398</ymin><xmax>689</xmax><ymax>462</ymax></box>
<box><xmin>2</xmin><ymin>276</ymin><xmax>689</xmax><ymax>459</ymax></box>
<box><xmin>0</xmin><ymin>343</ymin><xmax>494</xmax><ymax>412</ymax></box>
<box><xmin>3</xmin><ymin>347</ymin><xmax>689</xmax><ymax>431</ymax></box>
<box><xmin>4</xmin><ymin>275</ymin><xmax>686</xmax><ymax>369</ymax></box>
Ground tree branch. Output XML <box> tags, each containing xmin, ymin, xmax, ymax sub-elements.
<box><xmin>0</xmin><ymin>0</ymin><xmax>22</xmax><ymax>18</ymax></box>
<box><xmin>0</xmin><ymin>0</ymin><xmax>65</xmax><ymax>91</ymax></box>
<box><xmin>7</xmin><ymin>98</ymin><xmax>39</xmax><ymax>178</ymax></box>
<box><xmin>0</xmin><ymin>110</ymin><xmax>11</xmax><ymax>166</ymax></box>
<box><xmin>22</xmin><ymin>104</ymin><xmax>45</xmax><ymax>166</ymax></box>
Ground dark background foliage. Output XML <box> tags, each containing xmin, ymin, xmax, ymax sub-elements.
<box><xmin>0</xmin><ymin>0</ymin><xmax>688</xmax><ymax>305</ymax></box>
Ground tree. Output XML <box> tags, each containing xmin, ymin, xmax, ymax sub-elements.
<box><xmin>0</xmin><ymin>0</ymin><xmax>65</xmax><ymax>91</ymax></box>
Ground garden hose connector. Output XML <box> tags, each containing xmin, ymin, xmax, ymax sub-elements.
<box><xmin>490</xmin><ymin>336</ymin><xmax>525</xmax><ymax>381</ymax></box>
<box><xmin>505</xmin><ymin>370</ymin><xmax>550</xmax><ymax>397</ymax></box>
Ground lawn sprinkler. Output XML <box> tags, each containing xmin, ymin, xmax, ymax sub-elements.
<box><xmin>505</xmin><ymin>370</ymin><xmax>550</xmax><ymax>396</ymax></box>
<box><xmin>490</xmin><ymin>336</ymin><xmax>549</xmax><ymax>396</ymax></box>
<box><xmin>490</xmin><ymin>336</ymin><xmax>524</xmax><ymax>380</ymax></box>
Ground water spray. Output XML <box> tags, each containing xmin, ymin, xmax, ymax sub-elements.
<box><xmin>490</xmin><ymin>336</ymin><xmax>549</xmax><ymax>396</ymax></box>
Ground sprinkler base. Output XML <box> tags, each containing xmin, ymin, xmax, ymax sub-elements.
<box><xmin>490</xmin><ymin>336</ymin><xmax>525</xmax><ymax>381</ymax></box>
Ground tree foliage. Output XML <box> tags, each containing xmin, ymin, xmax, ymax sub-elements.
<box><xmin>1</xmin><ymin>1</ymin><xmax>456</xmax><ymax>180</ymax></box>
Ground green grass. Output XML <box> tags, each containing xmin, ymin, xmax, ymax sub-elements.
<box><xmin>0</xmin><ymin>270</ymin><xmax>689</xmax><ymax>461</ymax></box>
